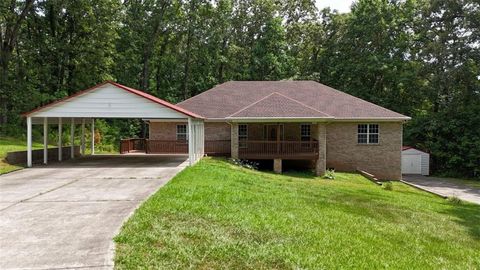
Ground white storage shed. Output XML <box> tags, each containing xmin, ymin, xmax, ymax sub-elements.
<box><xmin>401</xmin><ymin>146</ymin><xmax>430</xmax><ymax>175</ymax></box>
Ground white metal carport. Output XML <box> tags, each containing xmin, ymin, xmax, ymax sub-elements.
<box><xmin>23</xmin><ymin>81</ymin><xmax>205</xmax><ymax>167</ymax></box>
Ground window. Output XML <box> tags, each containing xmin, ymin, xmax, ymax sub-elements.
<box><xmin>176</xmin><ymin>124</ymin><xmax>188</xmax><ymax>141</ymax></box>
<box><xmin>358</xmin><ymin>124</ymin><xmax>379</xmax><ymax>144</ymax></box>
<box><xmin>300</xmin><ymin>124</ymin><xmax>311</xmax><ymax>141</ymax></box>
<box><xmin>238</xmin><ymin>124</ymin><xmax>248</xmax><ymax>148</ymax></box>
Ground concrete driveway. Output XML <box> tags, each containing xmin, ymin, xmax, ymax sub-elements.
<box><xmin>402</xmin><ymin>175</ymin><xmax>480</xmax><ymax>205</ymax></box>
<box><xmin>0</xmin><ymin>155</ymin><xmax>188</xmax><ymax>270</ymax></box>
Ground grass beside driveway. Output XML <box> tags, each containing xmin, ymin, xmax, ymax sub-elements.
<box><xmin>114</xmin><ymin>158</ymin><xmax>480</xmax><ymax>269</ymax></box>
<box><xmin>0</xmin><ymin>137</ymin><xmax>47</xmax><ymax>174</ymax></box>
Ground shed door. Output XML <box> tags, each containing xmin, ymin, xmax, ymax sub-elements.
<box><xmin>402</xmin><ymin>154</ymin><xmax>422</xmax><ymax>174</ymax></box>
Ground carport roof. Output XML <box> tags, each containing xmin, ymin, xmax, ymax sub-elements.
<box><xmin>23</xmin><ymin>81</ymin><xmax>203</xmax><ymax>119</ymax></box>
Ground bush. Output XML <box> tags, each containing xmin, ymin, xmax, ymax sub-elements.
<box><xmin>382</xmin><ymin>181</ymin><xmax>393</xmax><ymax>191</ymax></box>
<box><xmin>229</xmin><ymin>158</ymin><xmax>259</xmax><ymax>170</ymax></box>
<box><xmin>447</xmin><ymin>196</ymin><xmax>462</xmax><ymax>204</ymax></box>
<box><xmin>324</xmin><ymin>169</ymin><xmax>335</xmax><ymax>179</ymax></box>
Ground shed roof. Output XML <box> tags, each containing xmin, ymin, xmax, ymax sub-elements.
<box><xmin>402</xmin><ymin>146</ymin><xmax>429</xmax><ymax>154</ymax></box>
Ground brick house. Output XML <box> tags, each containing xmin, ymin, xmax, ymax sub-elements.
<box><xmin>145</xmin><ymin>81</ymin><xmax>410</xmax><ymax>180</ymax></box>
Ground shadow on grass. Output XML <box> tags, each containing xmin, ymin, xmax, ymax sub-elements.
<box><xmin>443</xmin><ymin>202</ymin><xmax>480</xmax><ymax>240</ymax></box>
<box><xmin>282</xmin><ymin>170</ymin><xmax>316</xmax><ymax>179</ymax></box>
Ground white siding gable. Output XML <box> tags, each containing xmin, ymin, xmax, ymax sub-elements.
<box><xmin>30</xmin><ymin>84</ymin><xmax>187</xmax><ymax>119</ymax></box>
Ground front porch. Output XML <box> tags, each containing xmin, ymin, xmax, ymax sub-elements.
<box><xmin>121</xmin><ymin>121</ymin><xmax>327</xmax><ymax>176</ymax></box>
<box><xmin>231</xmin><ymin>122</ymin><xmax>327</xmax><ymax>175</ymax></box>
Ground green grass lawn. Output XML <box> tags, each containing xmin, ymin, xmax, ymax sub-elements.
<box><xmin>0</xmin><ymin>137</ymin><xmax>47</xmax><ymax>174</ymax></box>
<box><xmin>114</xmin><ymin>158</ymin><xmax>480</xmax><ymax>269</ymax></box>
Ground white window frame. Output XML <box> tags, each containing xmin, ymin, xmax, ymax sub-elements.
<box><xmin>300</xmin><ymin>124</ymin><xmax>311</xmax><ymax>141</ymax></box>
<box><xmin>176</xmin><ymin>124</ymin><xmax>188</xmax><ymax>141</ymax></box>
<box><xmin>238</xmin><ymin>124</ymin><xmax>248</xmax><ymax>148</ymax></box>
<box><xmin>358</xmin><ymin>124</ymin><xmax>379</xmax><ymax>144</ymax></box>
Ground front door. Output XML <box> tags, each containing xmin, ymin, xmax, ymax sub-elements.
<box><xmin>265</xmin><ymin>125</ymin><xmax>284</xmax><ymax>141</ymax></box>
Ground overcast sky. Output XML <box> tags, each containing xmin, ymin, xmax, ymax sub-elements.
<box><xmin>315</xmin><ymin>0</ymin><xmax>355</xmax><ymax>13</ymax></box>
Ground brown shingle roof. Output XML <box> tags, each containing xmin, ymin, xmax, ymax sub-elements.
<box><xmin>227</xmin><ymin>92</ymin><xmax>332</xmax><ymax>118</ymax></box>
<box><xmin>177</xmin><ymin>81</ymin><xmax>409</xmax><ymax>120</ymax></box>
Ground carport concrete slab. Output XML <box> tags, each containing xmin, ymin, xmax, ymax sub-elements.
<box><xmin>30</xmin><ymin>177</ymin><xmax>171</xmax><ymax>202</ymax></box>
<box><xmin>0</xmin><ymin>202</ymin><xmax>15</xmax><ymax>211</ymax></box>
<box><xmin>0</xmin><ymin>177</ymin><xmax>74</xmax><ymax>203</ymax></box>
<box><xmin>1</xmin><ymin>166</ymin><xmax>101</xmax><ymax>180</ymax></box>
<box><xmin>0</xmin><ymin>155</ymin><xmax>188</xmax><ymax>269</ymax></box>
<box><xmin>0</xmin><ymin>201</ymin><xmax>136</xmax><ymax>269</ymax></box>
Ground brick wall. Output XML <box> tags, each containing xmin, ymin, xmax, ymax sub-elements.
<box><xmin>204</xmin><ymin>122</ymin><xmax>230</xmax><ymax>140</ymax></box>
<box><xmin>326</xmin><ymin>122</ymin><xmax>402</xmax><ymax>180</ymax></box>
<box><xmin>149</xmin><ymin>122</ymin><xmax>230</xmax><ymax>141</ymax></box>
<box><xmin>148</xmin><ymin>120</ymin><xmax>403</xmax><ymax>179</ymax></box>
<box><xmin>149</xmin><ymin>122</ymin><xmax>184</xmax><ymax>140</ymax></box>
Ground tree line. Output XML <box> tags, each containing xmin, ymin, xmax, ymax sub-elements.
<box><xmin>1</xmin><ymin>0</ymin><xmax>479</xmax><ymax>177</ymax></box>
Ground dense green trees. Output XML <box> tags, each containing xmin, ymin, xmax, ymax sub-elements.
<box><xmin>1</xmin><ymin>0</ymin><xmax>479</xmax><ymax>177</ymax></box>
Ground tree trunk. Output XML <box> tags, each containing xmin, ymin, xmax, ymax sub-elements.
<box><xmin>0</xmin><ymin>0</ymin><xmax>35</xmax><ymax>133</ymax></box>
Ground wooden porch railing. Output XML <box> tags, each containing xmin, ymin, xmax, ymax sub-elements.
<box><xmin>121</xmin><ymin>139</ymin><xmax>317</xmax><ymax>159</ymax></box>
<box><xmin>120</xmin><ymin>138</ymin><xmax>146</xmax><ymax>154</ymax></box>
<box><xmin>146</xmin><ymin>140</ymin><xmax>188</xmax><ymax>154</ymax></box>
<box><xmin>239</xmin><ymin>140</ymin><xmax>319</xmax><ymax>160</ymax></box>
<box><xmin>120</xmin><ymin>139</ymin><xmax>231</xmax><ymax>155</ymax></box>
<box><xmin>205</xmin><ymin>140</ymin><xmax>231</xmax><ymax>155</ymax></box>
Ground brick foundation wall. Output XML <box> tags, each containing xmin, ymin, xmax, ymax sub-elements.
<box><xmin>326</xmin><ymin>122</ymin><xmax>402</xmax><ymax>180</ymax></box>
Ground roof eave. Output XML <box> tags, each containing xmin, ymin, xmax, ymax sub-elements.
<box><xmin>332</xmin><ymin>117</ymin><xmax>411</xmax><ymax>122</ymax></box>
<box><xmin>226</xmin><ymin>116</ymin><xmax>334</xmax><ymax>123</ymax></box>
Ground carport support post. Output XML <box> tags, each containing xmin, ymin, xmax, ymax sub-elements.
<box><xmin>188</xmin><ymin>118</ymin><xmax>193</xmax><ymax>165</ymax></box>
<box><xmin>70</xmin><ymin>118</ymin><xmax>75</xmax><ymax>159</ymax></box>
<box><xmin>43</xmin><ymin>117</ymin><xmax>48</xmax><ymax>164</ymax></box>
<box><xmin>91</xmin><ymin>118</ymin><xmax>95</xmax><ymax>155</ymax></box>
<box><xmin>81</xmin><ymin>119</ymin><xmax>85</xmax><ymax>155</ymax></box>
<box><xmin>58</xmin><ymin>117</ymin><xmax>62</xmax><ymax>161</ymax></box>
<box><xmin>27</xmin><ymin>117</ymin><xmax>32</xmax><ymax>168</ymax></box>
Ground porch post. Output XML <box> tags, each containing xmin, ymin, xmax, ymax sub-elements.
<box><xmin>188</xmin><ymin>118</ymin><xmax>194</xmax><ymax>165</ymax></box>
<box><xmin>276</xmin><ymin>124</ymin><xmax>281</xmax><ymax>153</ymax></box>
<box><xmin>201</xmin><ymin>121</ymin><xmax>204</xmax><ymax>157</ymax></box>
<box><xmin>27</xmin><ymin>117</ymin><xmax>32</xmax><ymax>167</ymax></box>
<box><xmin>230</xmin><ymin>123</ymin><xmax>239</xmax><ymax>159</ymax></box>
<box><xmin>315</xmin><ymin>123</ymin><xmax>327</xmax><ymax>176</ymax></box>
<box><xmin>70</xmin><ymin>118</ymin><xmax>75</xmax><ymax>159</ymax></box>
<box><xmin>58</xmin><ymin>117</ymin><xmax>62</xmax><ymax>161</ymax></box>
<box><xmin>91</xmin><ymin>118</ymin><xmax>95</xmax><ymax>155</ymax></box>
<box><xmin>43</xmin><ymin>117</ymin><xmax>48</xmax><ymax>164</ymax></box>
<box><xmin>81</xmin><ymin>119</ymin><xmax>85</xmax><ymax>155</ymax></box>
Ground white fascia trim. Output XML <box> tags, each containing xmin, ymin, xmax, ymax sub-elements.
<box><xmin>143</xmin><ymin>118</ymin><xmax>189</xmax><ymax>122</ymax></box>
<box><xmin>333</xmin><ymin>117</ymin><xmax>411</xmax><ymax>122</ymax></box>
<box><xmin>201</xmin><ymin>116</ymin><xmax>410</xmax><ymax>123</ymax></box>
<box><xmin>226</xmin><ymin>117</ymin><xmax>334</xmax><ymax>123</ymax></box>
